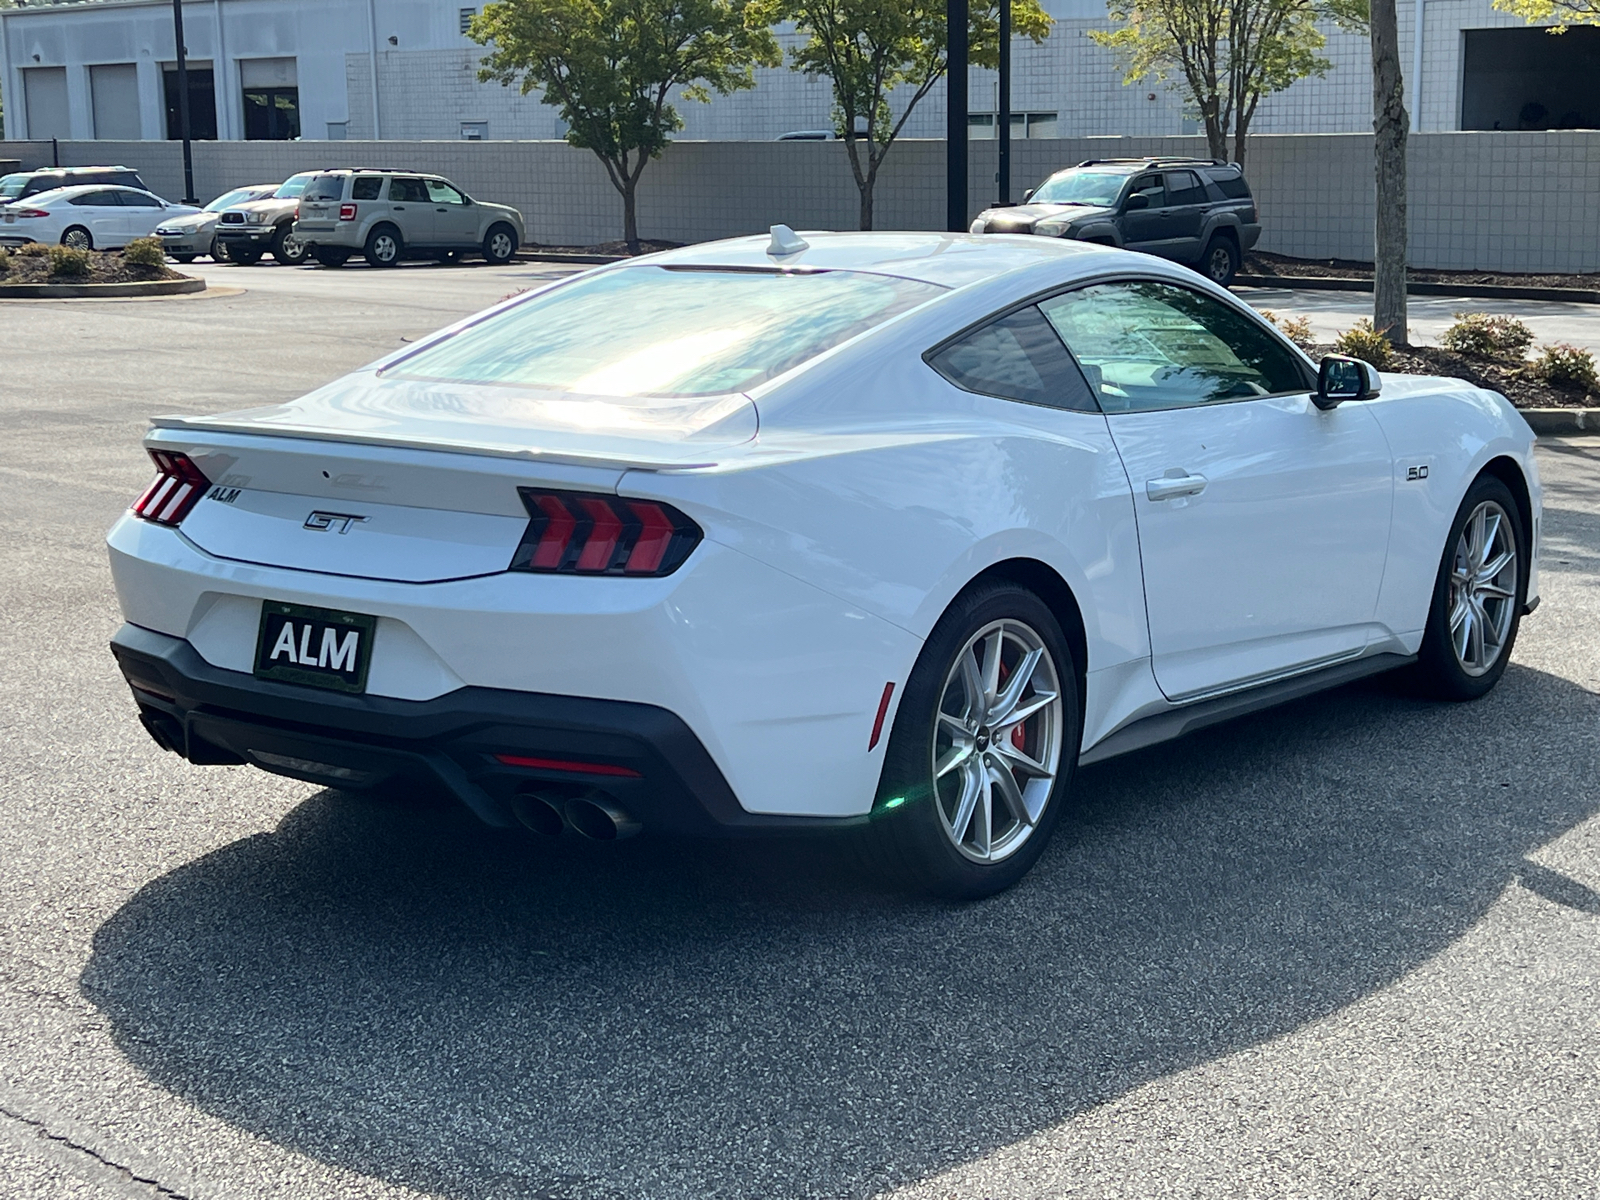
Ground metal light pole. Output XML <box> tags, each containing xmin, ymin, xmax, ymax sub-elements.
<box><xmin>171</xmin><ymin>0</ymin><xmax>197</xmax><ymax>203</ymax></box>
<box><xmin>997</xmin><ymin>0</ymin><xmax>1011</xmax><ymax>205</ymax></box>
<box><xmin>946</xmin><ymin>0</ymin><xmax>968</xmax><ymax>232</ymax></box>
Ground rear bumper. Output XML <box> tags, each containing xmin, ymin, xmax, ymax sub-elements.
<box><xmin>112</xmin><ymin>623</ymin><xmax>856</xmax><ymax>836</ymax></box>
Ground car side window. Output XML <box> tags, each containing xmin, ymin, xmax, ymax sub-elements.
<box><xmin>70</xmin><ymin>191</ymin><xmax>117</xmax><ymax>207</ymax></box>
<box><xmin>351</xmin><ymin>176</ymin><xmax>383</xmax><ymax>201</ymax></box>
<box><xmin>927</xmin><ymin>305</ymin><xmax>1099</xmax><ymax>412</ymax></box>
<box><xmin>1038</xmin><ymin>281</ymin><xmax>1310</xmax><ymax>413</ymax></box>
<box><xmin>426</xmin><ymin>180</ymin><xmax>467</xmax><ymax>205</ymax></box>
<box><xmin>1165</xmin><ymin>170</ymin><xmax>1207</xmax><ymax>206</ymax></box>
<box><xmin>1128</xmin><ymin>174</ymin><xmax>1166</xmax><ymax>208</ymax></box>
<box><xmin>388</xmin><ymin>177</ymin><xmax>428</xmax><ymax>203</ymax></box>
<box><xmin>117</xmin><ymin>191</ymin><xmax>162</xmax><ymax>207</ymax></box>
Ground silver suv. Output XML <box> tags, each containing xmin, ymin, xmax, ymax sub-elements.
<box><xmin>293</xmin><ymin>171</ymin><xmax>525</xmax><ymax>268</ymax></box>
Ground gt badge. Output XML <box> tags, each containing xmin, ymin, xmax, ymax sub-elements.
<box><xmin>304</xmin><ymin>511</ymin><xmax>369</xmax><ymax>534</ymax></box>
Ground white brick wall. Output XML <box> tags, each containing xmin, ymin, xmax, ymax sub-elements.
<box><xmin>5</xmin><ymin>131</ymin><xmax>1598</xmax><ymax>273</ymax></box>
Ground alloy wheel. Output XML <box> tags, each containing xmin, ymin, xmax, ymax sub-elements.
<box><xmin>280</xmin><ymin>232</ymin><xmax>305</xmax><ymax>262</ymax></box>
<box><xmin>1207</xmin><ymin>245</ymin><xmax>1233</xmax><ymax>283</ymax></box>
<box><xmin>931</xmin><ymin>619</ymin><xmax>1064</xmax><ymax>863</ymax></box>
<box><xmin>374</xmin><ymin>235</ymin><xmax>398</xmax><ymax>263</ymax></box>
<box><xmin>1449</xmin><ymin>499</ymin><xmax>1518</xmax><ymax>676</ymax></box>
<box><xmin>490</xmin><ymin>231</ymin><xmax>514</xmax><ymax>260</ymax></box>
<box><xmin>63</xmin><ymin>228</ymin><xmax>91</xmax><ymax>252</ymax></box>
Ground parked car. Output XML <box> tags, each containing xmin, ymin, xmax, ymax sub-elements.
<box><xmin>971</xmin><ymin>158</ymin><xmax>1260</xmax><ymax>286</ymax></box>
<box><xmin>0</xmin><ymin>165</ymin><xmax>149</xmax><ymax>203</ymax></box>
<box><xmin>292</xmin><ymin>170</ymin><xmax>524</xmax><ymax>267</ymax></box>
<box><xmin>213</xmin><ymin>172</ymin><xmax>324</xmax><ymax>266</ymax></box>
<box><xmin>0</xmin><ymin>185</ymin><xmax>201</xmax><ymax>250</ymax></box>
<box><xmin>154</xmin><ymin>184</ymin><xmax>279</xmax><ymax>263</ymax></box>
<box><xmin>106</xmin><ymin>231</ymin><xmax>1539</xmax><ymax>900</ymax></box>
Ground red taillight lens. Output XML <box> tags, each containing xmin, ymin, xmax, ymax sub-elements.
<box><xmin>14</xmin><ymin>208</ymin><xmax>49</xmax><ymax>218</ymax></box>
<box><xmin>132</xmin><ymin>450</ymin><xmax>210</xmax><ymax>526</ymax></box>
<box><xmin>339</xmin><ymin>203</ymin><xmax>357</xmax><ymax>221</ymax></box>
<box><xmin>509</xmin><ymin>488</ymin><xmax>701</xmax><ymax>576</ymax></box>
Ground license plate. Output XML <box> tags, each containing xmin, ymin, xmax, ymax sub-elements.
<box><xmin>254</xmin><ymin>601</ymin><xmax>376</xmax><ymax>693</ymax></box>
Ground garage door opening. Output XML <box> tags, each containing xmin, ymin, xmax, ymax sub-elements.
<box><xmin>1461</xmin><ymin>26</ymin><xmax>1600</xmax><ymax>130</ymax></box>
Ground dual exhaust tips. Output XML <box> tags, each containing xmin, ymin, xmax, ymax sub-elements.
<box><xmin>511</xmin><ymin>786</ymin><xmax>641</xmax><ymax>841</ymax></box>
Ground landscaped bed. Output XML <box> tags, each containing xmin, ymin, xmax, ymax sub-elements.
<box><xmin>0</xmin><ymin>238</ymin><xmax>189</xmax><ymax>286</ymax></box>
<box><xmin>1243</xmin><ymin>250</ymin><xmax>1600</xmax><ymax>295</ymax></box>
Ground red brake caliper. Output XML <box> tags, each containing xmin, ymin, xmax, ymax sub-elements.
<box><xmin>994</xmin><ymin>654</ymin><xmax>1028</xmax><ymax>751</ymax></box>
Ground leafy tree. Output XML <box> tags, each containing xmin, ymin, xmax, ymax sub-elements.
<box><xmin>747</xmin><ymin>0</ymin><xmax>1052</xmax><ymax>230</ymax></box>
<box><xmin>472</xmin><ymin>0</ymin><xmax>780</xmax><ymax>252</ymax></box>
<box><xmin>1491</xmin><ymin>0</ymin><xmax>1600</xmax><ymax>26</ymax></box>
<box><xmin>1093</xmin><ymin>0</ymin><xmax>1364</xmax><ymax>170</ymax></box>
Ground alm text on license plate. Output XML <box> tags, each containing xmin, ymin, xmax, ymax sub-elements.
<box><xmin>254</xmin><ymin>601</ymin><xmax>376</xmax><ymax>693</ymax></box>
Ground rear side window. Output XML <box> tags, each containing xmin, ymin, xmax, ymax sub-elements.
<box><xmin>22</xmin><ymin>174</ymin><xmax>65</xmax><ymax>198</ymax></box>
<box><xmin>1165</xmin><ymin>170</ymin><xmax>1207</xmax><ymax>206</ymax></box>
<box><xmin>351</xmin><ymin>175</ymin><xmax>383</xmax><ymax>200</ymax></box>
<box><xmin>927</xmin><ymin>306</ymin><xmax>1098</xmax><ymax>412</ymax></box>
<box><xmin>1207</xmin><ymin>170</ymin><xmax>1251</xmax><ymax>200</ymax></box>
<box><xmin>388</xmin><ymin>177</ymin><xmax>429</xmax><ymax>203</ymax></box>
<box><xmin>116</xmin><ymin>191</ymin><xmax>162</xmax><ymax>207</ymax></box>
<box><xmin>303</xmin><ymin>174</ymin><xmax>347</xmax><ymax>201</ymax></box>
<box><xmin>69</xmin><ymin>191</ymin><xmax>118</xmax><ymax>206</ymax></box>
<box><xmin>388</xmin><ymin>265</ymin><xmax>946</xmax><ymax>398</ymax></box>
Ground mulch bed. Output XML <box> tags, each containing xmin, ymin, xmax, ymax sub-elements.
<box><xmin>0</xmin><ymin>247</ymin><xmax>186</xmax><ymax>286</ymax></box>
<box><xmin>1246</xmin><ymin>251</ymin><xmax>1600</xmax><ymax>294</ymax></box>
<box><xmin>1307</xmin><ymin>341</ymin><xmax>1596</xmax><ymax>409</ymax></box>
<box><xmin>524</xmin><ymin>239</ymin><xmax>682</xmax><ymax>257</ymax></box>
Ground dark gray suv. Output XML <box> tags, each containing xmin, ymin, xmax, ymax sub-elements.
<box><xmin>970</xmin><ymin>158</ymin><xmax>1260</xmax><ymax>286</ymax></box>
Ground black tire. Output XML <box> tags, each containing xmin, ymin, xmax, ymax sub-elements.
<box><xmin>364</xmin><ymin>224</ymin><xmax>403</xmax><ymax>268</ymax></box>
<box><xmin>270</xmin><ymin>223</ymin><xmax>309</xmax><ymax>265</ymax></box>
<box><xmin>173</xmin><ymin>254</ymin><xmax>197</xmax><ymax>264</ymax></box>
<box><xmin>482</xmin><ymin>222</ymin><xmax>517</xmax><ymax>265</ymax></box>
<box><xmin>1411</xmin><ymin>474</ymin><xmax>1528</xmax><ymax>701</ymax></box>
<box><xmin>860</xmin><ymin>582</ymin><xmax>1080</xmax><ymax>900</ymax></box>
<box><xmin>313</xmin><ymin>247</ymin><xmax>351</xmax><ymax>268</ymax></box>
<box><xmin>210</xmin><ymin>239</ymin><xmax>229</xmax><ymax>262</ymax></box>
<box><xmin>231</xmin><ymin>249</ymin><xmax>263</xmax><ymax>266</ymax></box>
<box><xmin>61</xmin><ymin>226</ymin><xmax>93</xmax><ymax>252</ymax></box>
<box><xmin>1201</xmin><ymin>234</ymin><xmax>1240</xmax><ymax>286</ymax></box>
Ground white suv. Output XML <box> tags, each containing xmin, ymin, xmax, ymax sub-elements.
<box><xmin>292</xmin><ymin>171</ymin><xmax>525</xmax><ymax>268</ymax></box>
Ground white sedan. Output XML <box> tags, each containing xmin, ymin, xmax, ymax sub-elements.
<box><xmin>0</xmin><ymin>184</ymin><xmax>200</xmax><ymax>251</ymax></box>
<box><xmin>105</xmin><ymin>231</ymin><xmax>1541</xmax><ymax>897</ymax></box>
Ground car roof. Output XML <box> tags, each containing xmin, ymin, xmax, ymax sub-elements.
<box><xmin>632</xmin><ymin>231</ymin><xmax>1106</xmax><ymax>289</ymax></box>
<box><xmin>22</xmin><ymin>184</ymin><xmax>157</xmax><ymax>203</ymax></box>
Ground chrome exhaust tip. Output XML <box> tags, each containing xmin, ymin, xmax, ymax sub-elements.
<box><xmin>509</xmin><ymin>790</ymin><xmax>567</xmax><ymax>837</ymax></box>
<box><xmin>565</xmin><ymin>792</ymin><xmax>641</xmax><ymax>841</ymax></box>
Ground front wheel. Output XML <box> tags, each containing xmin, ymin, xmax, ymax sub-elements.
<box><xmin>482</xmin><ymin>223</ymin><xmax>517</xmax><ymax>265</ymax></box>
<box><xmin>271</xmin><ymin>224</ymin><xmax>309</xmax><ymax>265</ymax></box>
<box><xmin>862</xmin><ymin>583</ymin><xmax>1078</xmax><ymax>899</ymax></box>
<box><xmin>1412</xmin><ymin>475</ymin><xmax>1527</xmax><ymax>700</ymax></box>
<box><xmin>1201</xmin><ymin>235</ymin><xmax>1239</xmax><ymax>286</ymax></box>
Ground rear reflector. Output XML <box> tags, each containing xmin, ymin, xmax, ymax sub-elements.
<box><xmin>494</xmin><ymin>753</ymin><xmax>643</xmax><ymax>778</ymax></box>
<box><xmin>510</xmin><ymin>488</ymin><xmax>701</xmax><ymax>577</ymax></box>
<box><xmin>132</xmin><ymin>450</ymin><xmax>210</xmax><ymax>526</ymax></box>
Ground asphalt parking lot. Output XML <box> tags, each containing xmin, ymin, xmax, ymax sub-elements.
<box><xmin>2</xmin><ymin>260</ymin><xmax>1598</xmax><ymax>1200</ymax></box>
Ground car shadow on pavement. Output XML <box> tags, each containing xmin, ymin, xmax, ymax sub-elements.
<box><xmin>80</xmin><ymin>662</ymin><xmax>1600</xmax><ymax>1200</ymax></box>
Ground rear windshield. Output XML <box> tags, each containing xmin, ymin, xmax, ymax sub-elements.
<box><xmin>387</xmin><ymin>265</ymin><xmax>947</xmax><ymax>397</ymax></box>
<box><xmin>0</xmin><ymin>174</ymin><xmax>27</xmax><ymax>200</ymax></box>
<box><xmin>302</xmin><ymin>175</ymin><xmax>346</xmax><ymax>201</ymax></box>
<box><xmin>1030</xmin><ymin>169</ymin><xmax>1130</xmax><ymax>207</ymax></box>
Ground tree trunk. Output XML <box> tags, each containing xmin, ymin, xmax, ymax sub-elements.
<box><xmin>859</xmin><ymin>170</ymin><xmax>874</xmax><ymax>231</ymax></box>
<box><xmin>621</xmin><ymin>179</ymin><xmax>640</xmax><ymax>255</ymax></box>
<box><xmin>1370</xmin><ymin>0</ymin><xmax>1409</xmax><ymax>346</ymax></box>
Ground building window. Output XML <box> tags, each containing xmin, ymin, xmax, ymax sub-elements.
<box><xmin>967</xmin><ymin>112</ymin><xmax>1058</xmax><ymax>139</ymax></box>
<box><xmin>460</xmin><ymin>121</ymin><xmax>488</xmax><ymax>140</ymax></box>
<box><xmin>163</xmin><ymin>66</ymin><xmax>219</xmax><ymax>140</ymax></box>
<box><xmin>460</xmin><ymin>7</ymin><xmax>477</xmax><ymax>34</ymax></box>
<box><xmin>239</xmin><ymin>58</ymin><xmax>300</xmax><ymax>141</ymax></box>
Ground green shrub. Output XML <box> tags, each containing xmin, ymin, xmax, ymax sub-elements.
<box><xmin>1333</xmin><ymin>319</ymin><xmax>1394</xmax><ymax>368</ymax></box>
<box><xmin>47</xmin><ymin>244</ymin><xmax>91</xmax><ymax>278</ymax></box>
<box><xmin>1439</xmin><ymin>312</ymin><xmax>1534</xmax><ymax>360</ymax></box>
<box><xmin>13</xmin><ymin>241</ymin><xmax>50</xmax><ymax>258</ymax></box>
<box><xmin>122</xmin><ymin>236</ymin><xmax>167</xmax><ymax>268</ymax></box>
<box><xmin>1530</xmin><ymin>343</ymin><xmax>1599</xmax><ymax>392</ymax></box>
<box><xmin>0</xmin><ymin>249</ymin><xmax>9</xmax><ymax>277</ymax></box>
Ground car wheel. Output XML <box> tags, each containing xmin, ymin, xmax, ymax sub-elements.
<box><xmin>62</xmin><ymin>226</ymin><xmax>93</xmax><ymax>252</ymax></box>
<box><xmin>364</xmin><ymin>224</ymin><xmax>402</xmax><ymax>268</ymax></box>
<box><xmin>271</xmin><ymin>224</ymin><xmax>309</xmax><ymax>265</ymax></box>
<box><xmin>173</xmin><ymin>254</ymin><xmax>197</xmax><ymax>264</ymax></box>
<box><xmin>314</xmin><ymin>247</ymin><xmax>351</xmax><ymax>268</ymax></box>
<box><xmin>1411</xmin><ymin>475</ymin><xmax>1527</xmax><ymax>701</ymax></box>
<box><xmin>210</xmin><ymin>239</ymin><xmax>229</xmax><ymax>263</ymax></box>
<box><xmin>231</xmin><ymin>249</ymin><xmax>263</xmax><ymax>266</ymax></box>
<box><xmin>482</xmin><ymin>223</ymin><xmax>517</xmax><ymax>265</ymax></box>
<box><xmin>862</xmin><ymin>582</ymin><xmax>1079</xmax><ymax>899</ymax></box>
<box><xmin>1201</xmin><ymin>235</ymin><xmax>1240</xmax><ymax>286</ymax></box>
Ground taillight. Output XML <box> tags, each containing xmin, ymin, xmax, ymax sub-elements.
<box><xmin>13</xmin><ymin>208</ymin><xmax>49</xmax><ymax>218</ymax></box>
<box><xmin>509</xmin><ymin>488</ymin><xmax>701</xmax><ymax>576</ymax></box>
<box><xmin>132</xmin><ymin>450</ymin><xmax>210</xmax><ymax>526</ymax></box>
<box><xmin>339</xmin><ymin>203</ymin><xmax>357</xmax><ymax>221</ymax></box>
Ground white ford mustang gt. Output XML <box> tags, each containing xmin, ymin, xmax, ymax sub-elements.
<box><xmin>107</xmin><ymin>231</ymin><xmax>1541</xmax><ymax>897</ymax></box>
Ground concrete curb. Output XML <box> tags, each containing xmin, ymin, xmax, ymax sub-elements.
<box><xmin>1236</xmin><ymin>274</ymin><xmax>1600</xmax><ymax>305</ymax></box>
<box><xmin>1521</xmin><ymin>408</ymin><xmax>1600</xmax><ymax>436</ymax></box>
<box><xmin>0</xmin><ymin>276</ymin><xmax>206</xmax><ymax>299</ymax></box>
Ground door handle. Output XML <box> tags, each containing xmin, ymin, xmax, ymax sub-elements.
<box><xmin>1146</xmin><ymin>472</ymin><xmax>1208</xmax><ymax>501</ymax></box>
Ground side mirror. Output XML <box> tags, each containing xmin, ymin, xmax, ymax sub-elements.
<box><xmin>1022</xmin><ymin>188</ymin><xmax>1034</xmax><ymax>202</ymax></box>
<box><xmin>1314</xmin><ymin>354</ymin><xmax>1382</xmax><ymax>409</ymax></box>
<box><xmin>1124</xmin><ymin>193</ymin><xmax>1149</xmax><ymax>211</ymax></box>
